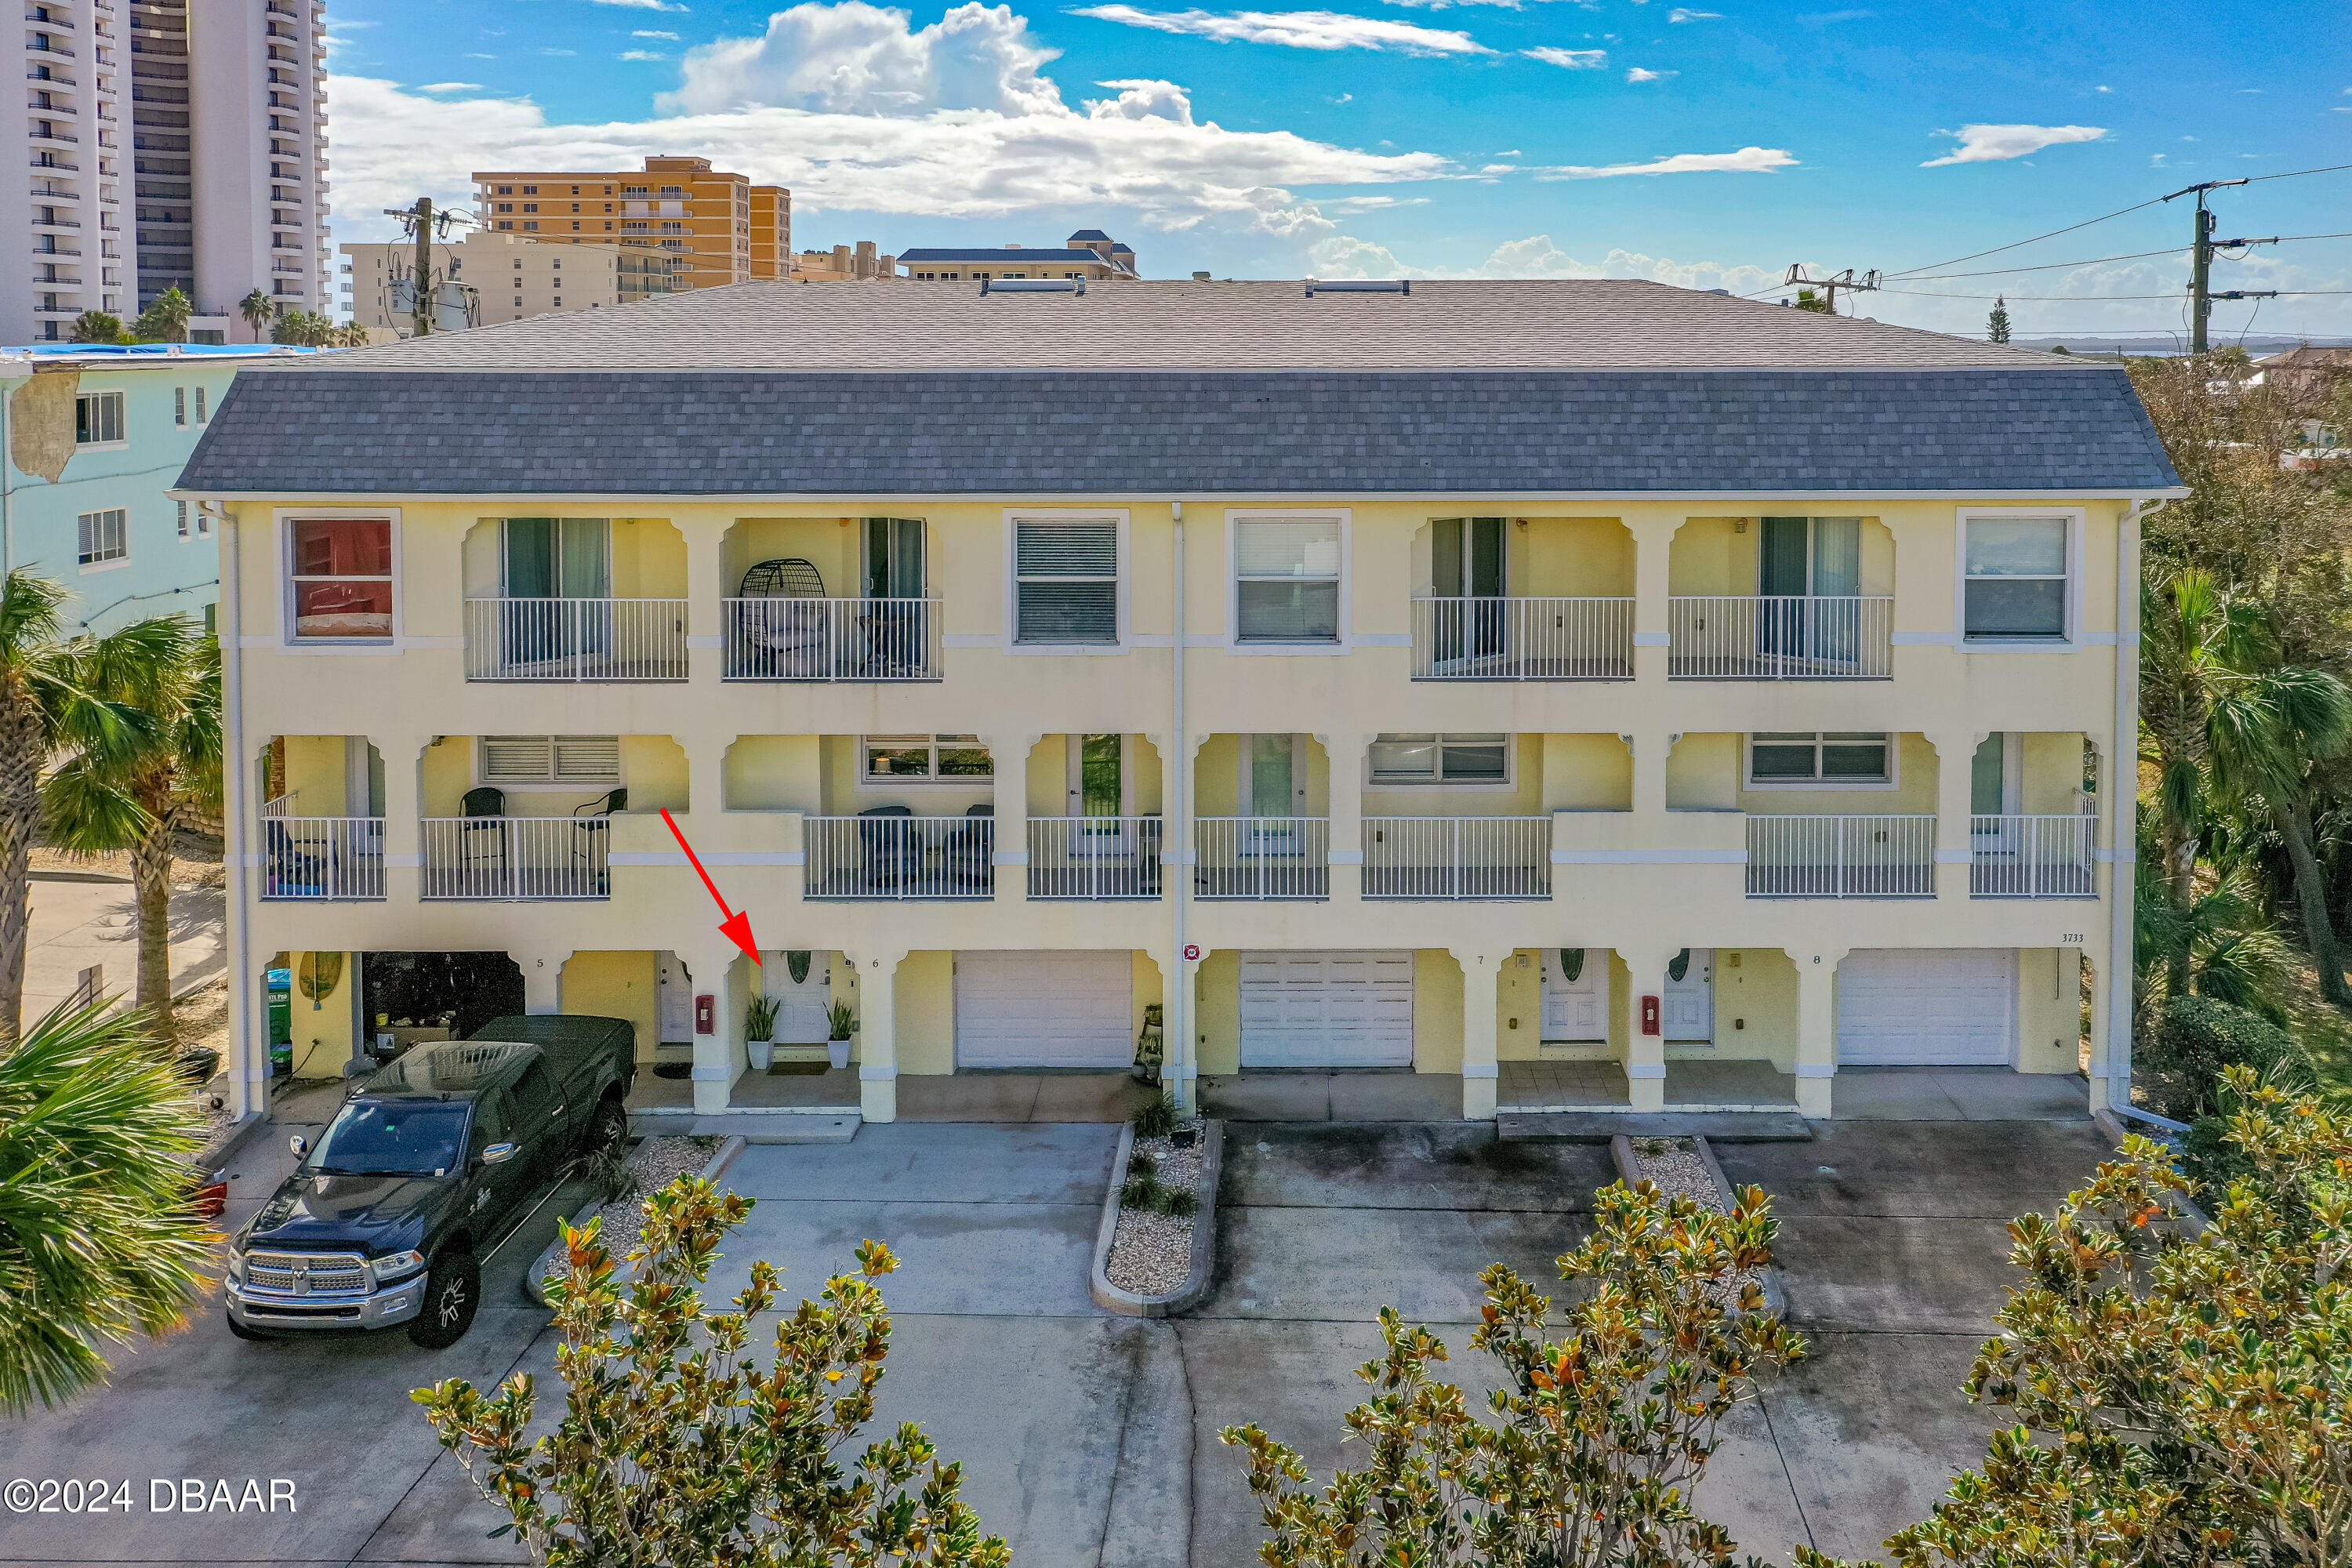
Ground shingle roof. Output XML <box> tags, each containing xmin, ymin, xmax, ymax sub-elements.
<box><xmin>259</xmin><ymin>278</ymin><xmax>2071</xmax><ymax>374</ymax></box>
<box><xmin>896</xmin><ymin>248</ymin><xmax>1118</xmax><ymax>267</ymax></box>
<box><xmin>180</xmin><ymin>366</ymin><xmax>2181</xmax><ymax>497</ymax></box>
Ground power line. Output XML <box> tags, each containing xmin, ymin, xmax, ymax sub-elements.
<box><xmin>1878</xmin><ymin>288</ymin><xmax>2352</xmax><ymax>301</ymax></box>
<box><xmin>2246</xmin><ymin>161</ymin><xmax>2352</xmax><ymax>183</ymax></box>
<box><xmin>1898</xmin><ymin>231</ymin><xmax>2352</xmax><ymax>282</ymax></box>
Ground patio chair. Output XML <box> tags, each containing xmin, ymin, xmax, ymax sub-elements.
<box><xmin>572</xmin><ymin>788</ymin><xmax>626</xmax><ymax>895</ymax></box>
<box><xmin>855</xmin><ymin>804</ymin><xmax>916</xmax><ymax>891</ymax></box>
<box><xmin>941</xmin><ymin>803</ymin><xmax>994</xmax><ymax>891</ymax></box>
<box><xmin>459</xmin><ymin>786</ymin><xmax>506</xmax><ymax>895</ymax></box>
<box><xmin>739</xmin><ymin>557</ymin><xmax>829</xmax><ymax>677</ymax></box>
<box><xmin>266</xmin><ymin>817</ymin><xmax>328</xmax><ymax>897</ymax></box>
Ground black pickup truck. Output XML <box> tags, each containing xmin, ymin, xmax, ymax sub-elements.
<box><xmin>225</xmin><ymin>1014</ymin><xmax>636</xmax><ymax>1348</ymax></box>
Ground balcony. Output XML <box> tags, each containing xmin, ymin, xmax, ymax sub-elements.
<box><xmin>722</xmin><ymin>597</ymin><xmax>941</xmax><ymax>681</ymax></box>
<box><xmin>419</xmin><ymin>817</ymin><xmax>612</xmax><ymax>901</ymax></box>
<box><xmin>1970</xmin><ymin>813</ymin><xmax>2096</xmax><ymax>898</ymax></box>
<box><xmin>1027</xmin><ymin>816</ymin><xmax>1163</xmax><ymax>899</ymax></box>
<box><xmin>1361</xmin><ymin>816</ymin><xmax>1551</xmax><ymax>899</ymax></box>
<box><xmin>1409</xmin><ymin>597</ymin><xmax>1634</xmax><ymax>681</ymax></box>
<box><xmin>804</xmin><ymin>813</ymin><xmax>994</xmax><ymax>900</ymax></box>
<box><xmin>1668</xmin><ymin>596</ymin><xmax>1893</xmax><ymax>679</ymax></box>
<box><xmin>258</xmin><ymin>812</ymin><xmax>384</xmax><ymax>900</ymax></box>
<box><xmin>463</xmin><ymin>598</ymin><xmax>688</xmax><ymax>681</ymax></box>
<box><xmin>1746</xmin><ymin>814</ymin><xmax>1934</xmax><ymax>898</ymax></box>
<box><xmin>1193</xmin><ymin>817</ymin><xmax>1330</xmax><ymax>901</ymax></box>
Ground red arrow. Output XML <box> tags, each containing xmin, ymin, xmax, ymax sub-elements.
<box><xmin>659</xmin><ymin>808</ymin><xmax>761</xmax><ymax>965</ymax></box>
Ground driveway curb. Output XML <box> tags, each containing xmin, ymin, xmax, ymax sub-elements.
<box><xmin>1091</xmin><ymin>1120</ymin><xmax>1224</xmax><ymax>1317</ymax></box>
<box><xmin>1610</xmin><ymin>1132</ymin><xmax>1791</xmax><ymax>1318</ymax></box>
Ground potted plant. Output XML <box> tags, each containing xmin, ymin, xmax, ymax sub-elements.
<box><xmin>826</xmin><ymin>1000</ymin><xmax>856</xmax><ymax>1070</ymax></box>
<box><xmin>745</xmin><ymin>994</ymin><xmax>780</xmax><ymax>1073</ymax></box>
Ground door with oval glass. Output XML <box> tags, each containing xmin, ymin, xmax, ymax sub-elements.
<box><xmin>1540</xmin><ymin>947</ymin><xmax>1609</xmax><ymax>1042</ymax></box>
<box><xmin>1662</xmin><ymin>949</ymin><xmax>1713</xmax><ymax>1041</ymax></box>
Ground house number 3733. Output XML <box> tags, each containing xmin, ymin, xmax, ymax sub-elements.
<box><xmin>2060</xmin><ymin>934</ymin><xmax>2085</xmax><ymax>944</ymax></box>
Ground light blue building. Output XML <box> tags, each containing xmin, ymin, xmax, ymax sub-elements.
<box><xmin>0</xmin><ymin>343</ymin><xmax>328</xmax><ymax>633</ymax></box>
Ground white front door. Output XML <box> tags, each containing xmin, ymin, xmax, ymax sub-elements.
<box><xmin>1837</xmin><ymin>949</ymin><xmax>2016</xmax><ymax>1065</ymax></box>
<box><xmin>954</xmin><ymin>950</ymin><xmax>1133</xmax><ymax>1069</ymax></box>
<box><xmin>1663</xmin><ymin>949</ymin><xmax>1713</xmax><ymax>1041</ymax></box>
<box><xmin>1541</xmin><ymin>947</ymin><xmax>1610</xmax><ymax>1042</ymax></box>
<box><xmin>766</xmin><ymin>950</ymin><xmax>833</xmax><ymax>1044</ymax></box>
<box><xmin>657</xmin><ymin>952</ymin><xmax>694</xmax><ymax>1045</ymax></box>
<box><xmin>1240</xmin><ymin>951</ymin><xmax>1414</xmax><ymax>1067</ymax></box>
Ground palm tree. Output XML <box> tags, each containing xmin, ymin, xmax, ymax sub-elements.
<box><xmin>237</xmin><ymin>288</ymin><xmax>274</xmax><ymax>341</ymax></box>
<box><xmin>132</xmin><ymin>285</ymin><xmax>193</xmax><ymax>345</ymax></box>
<box><xmin>0</xmin><ymin>573</ymin><xmax>163</xmax><ymax>1043</ymax></box>
<box><xmin>67</xmin><ymin>311</ymin><xmax>123</xmax><ymax>344</ymax></box>
<box><xmin>0</xmin><ymin>999</ymin><xmax>214</xmax><ymax>1413</ymax></box>
<box><xmin>43</xmin><ymin>621</ymin><xmax>219</xmax><ymax>1046</ymax></box>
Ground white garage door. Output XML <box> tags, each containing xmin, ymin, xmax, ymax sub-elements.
<box><xmin>1240</xmin><ymin>951</ymin><xmax>1414</xmax><ymax>1068</ymax></box>
<box><xmin>955</xmin><ymin>951</ymin><xmax>1133</xmax><ymax>1069</ymax></box>
<box><xmin>1837</xmin><ymin>949</ymin><xmax>2015</xmax><ymax>1066</ymax></box>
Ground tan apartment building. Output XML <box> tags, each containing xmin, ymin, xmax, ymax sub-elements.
<box><xmin>339</xmin><ymin>232</ymin><xmax>673</xmax><ymax>334</ymax></box>
<box><xmin>899</xmin><ymin>229</ymin><xmax>1138</xmax><ymax>282</ymax></box>
<box><xmin>471</xmin><ymin>156</ymin><xmax>787</xmax><ymax>292</ymax></box>
<box><xmin>792</xmin><ymin>241</ymin><xmax>900</xmax><ymax>282</ymax></box>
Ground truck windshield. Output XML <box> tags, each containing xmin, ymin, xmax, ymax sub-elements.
<box><xmin>305</xmin><ymin>1099</ymin><xmax>470</xmax><ymax>1177</ymax></box>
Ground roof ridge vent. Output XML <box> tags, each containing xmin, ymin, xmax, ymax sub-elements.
<box><xmin>1305</xmin><ymin>278</ymin><xmax>1410</xmax><ymax>297</ymax></box>
<box><xmin>981</xmin><ymin>278</ymin><xmax>1085</xmax><ymax>296</ymax></box>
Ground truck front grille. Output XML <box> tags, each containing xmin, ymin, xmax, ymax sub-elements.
<box><xmin>244</xmin><ymin>1250</ymin><xmax>368</xmax><ymax>1295</ymax></box>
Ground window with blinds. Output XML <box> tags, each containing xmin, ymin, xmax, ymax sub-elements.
<box><xmin>480</xmin><ymin>735</ymin><xmax>622</xmax><ymax>784</ymax></box>
<box><xmin>77</xmin><ymin>508</ymin><xmax>128</xmax><ymax>567</ymax></box>
<box><xmin>1236</xmin><ymin>517</ymin><xmax>1341</xmax><ymax>642</ymax></box>
<box><xmin>1014</xmin><ymin>518</ymin><xmax>1118</xmax><ymax>644</ymax></box>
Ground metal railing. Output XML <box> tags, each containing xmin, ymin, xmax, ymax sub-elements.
<box><xmin>419</xmin><ymin>817</ymin><xmax>612</xmax><ymax>900</ymax></box>
<box><xmin>1362</xmin><ymin>816</ymin><xmax>1552</xmax><ymax>898</ymax></box>
<box><xmin>260</xmin><ymin>815</ymin><xmax>383</xmax><ymax>900</ymax></box>
<box><xmin>259</xmin><ymin>791</ymin><xmax>296</xmax><ymax>818</ymax></box>
<box><xmin>1971</xmin><ymin>813</ymin><xmax>2097</xmax><ymax>898</ymax></box>
<box><xmin>1193</xmin><ymin>817</ymin><xmax>1330</xmax><ymax>900</ymax></box>
<box><xmin>804</xmin><ymin>815</ymin><xmax>994</xmax><ymax>899</ymax></box>
<box><xmin>723</xmin><ymin>597</ymin><xmax>942</xmax><ymax>681</ymax></box>
<box><xmin>1746</xmin><ymin>814</ymin><xmax>1935</xmax><ymax>898</ymax></box>
<box><xmin>1668</xmin><ymin>596</ymin><xmax>1893</xmax><ymax>679</ymax></box>
<box><xmin>1026</xmin><ymin>816</ymin><xmax>1163</xmax><ymax>898</ymax></box>
<box><xmin>463</xmin><ymin>597</ymin><xmax>688</xmax><ymax>681</ymax></box>
<box><xmin>1410</xmin><ymin>597</ymin><xmax>1634</xmax><ymax>680</ymax></box>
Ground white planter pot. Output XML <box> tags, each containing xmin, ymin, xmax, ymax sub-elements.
<box><xmin>747</xmin><ymin>1038</ymin><xmax>775</xmax><ymax>1072</ymax></box>
<box><xmin>828</xmin><ymin>1037</ymin><xmax>851</xmax><ymax>1069</ymax></box>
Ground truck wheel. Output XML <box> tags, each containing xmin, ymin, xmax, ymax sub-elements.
<box><xmin>585</xmin><ymin>1096</ymin><xmax>628</xmax><ymax>1156</ymax></box>
<box><xmin>226</xmin><ymin>1309</ymin><xmax>269</xmax><ymax>1342</ymax></box>
<box><xmin>408</xmin><ymin>1252</ymin><xmax>481</xmax><ymax>1348</ymax></box>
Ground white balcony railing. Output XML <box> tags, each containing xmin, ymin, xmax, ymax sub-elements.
<box><xmin>260</xmin><ymin>815</ymin><xmax>383</xmax><ymax>899</ymax></box>
<box><xmin>1362</xmin><ymin>816</ymin><xmax>1552</xmax><ymax>899</ymax></box>
<box><xmin>419</xmin><ymin>817</ymin><xmax>612</xmax><ymax>900</ymax></box>
<box><xmin>1668</xmin><ymin>596</ymin><xmax>1893</xmax><ymax>679</ymax></box>
<box><xmin>1193</xmin><ymin>817</ymin><xmax>1330</xmax><ymax>900</ymax></box>
<box><xmin>1028</xmin><ymin>816</ymin><xmax>1164</xmax><ymax>899</ymax></box>
<box><xmin>804</xmin><ymin>814</ymin><xmax>993</xmax><ymax>899</ymax></box>
<box><xmin>1971</xmin><ymin>813</ymin><xmax>2097</xmax><ymax>898</ymax></box>
<box><xmin>723</xmin><ymin>597</ymin><xmax>942</xmax><ymax>681</ymax></box>
<box><xmin>1410</xmin><ymin>597</ymin><xmax>1635</xmax><ymax>681</ymax></box>
<box><xmin>1747</xmin><ymin>814</ymin><xmax>1934</xmax><ymax>898</ymax></box>
<box><xmin>463</xmin><ymin>597</ymin><xmax>688</xmax><ymax>681</ymax></box>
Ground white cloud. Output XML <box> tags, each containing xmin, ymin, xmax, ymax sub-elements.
<box><xmin>1624</xmin><ymin>65</ymin><xmax>1674</xmax><ymax>80</ymax></box>
<box><xmin>1522</xmin><ymin>45</ymin><xmax>1605</xmax><ymax>66</ymax></box>
<box><xmin>1306</xmin><ymin>230</ymin><xmax>1781</xmax><ymax>289</ymax></box>
<box><xmin>1794</xmin><ymin>7</ymin><xmax>1868</xmax><ymax>19</ymax></box>
<box><xmin>540</xmin><ymin>47</ymin><xmax>578</xmax><ymax>56</ymax></box>
<box><xmin>1922</xmin><ymin>123</ymin><xmax>2107</xmax><ymax>165</ymax></box>
<box><xmin>1070</xmin><ymin>5</ymin><xmax>1492</xmax><ymax>54</ymax></box>
<box><xmin>633</xmin><ymin>29</ymin><xmax>683</xmax><ymax>38</ymax></box>
<box><xmin>2150</xmin><ymin>152</ymin><xmax>2165</xmax><ymax>166</ymax></box>
<box><xmin>1087</xmin><ymin>78</ymin><xmax>1195</xmax><ymax>120</ymax></box>
<box><xmin>619</xmin><ymin>49</ymin><xmax>669</xmax><ymax>59</ymax></box>
<box><xmin>415</xmin><ymin>82</ymin><xmax>484</xmax><ymax>92</ymax></box>
<box><xmin>1494</xmin><ymin>147</ymin><xmax>1519</xmax><ymax>154</ymax></box>
<box><xmin>666</xmin><ymin>2</ymin><xmax>1066</xmax><ymax>114</ymax></box>
<box><xmin>591</xmin><ymin>0</ymin><xmax>687</xmax><ymax>9</ymax></box>
<box><xmin>1310</xmin><ymin>234</ymin><xmax>1406</xmax><ymax>275</ymax></box>
<box><xmin>1536</xmin><ymin>144</ymin><xmax>1791</xmax><ymax>178</ymax></box>
<box><xmin>2095</xmin><ymin>83</ymin><xmax>2110</xmax><ymax>92</ymax></box>
<box><xmin>1665</xmin><ymin>6</ymin><xmax>1718</xmax><ymax>17</ymax></box>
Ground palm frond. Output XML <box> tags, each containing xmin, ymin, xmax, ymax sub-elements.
<box><xmin>0</xmin><ymin>572</ymin><xmax>69</xmax><ymax>666</ymax></box>
<box><xmin>38</xmin><ymin>760</ymin><xmax>152</xmax><ymax>858</ymax></box>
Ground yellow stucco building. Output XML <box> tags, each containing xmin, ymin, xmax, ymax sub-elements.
<box><xmin>178</xmin><ymin>278</ymin><xmax>2181</xmax><ymax>1127</ymax></box>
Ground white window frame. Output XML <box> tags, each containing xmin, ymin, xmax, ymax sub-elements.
<box><xmin>1003</xmin><ymin>508</ymin><xmax>1128</xmax><ymax>654</ymax></box>
<box><xmin>1955</xmin><ymin>506</ymin><xmax>2084</xmax><ymax>651</ymax></box>
<box><xmin>194</xmin><ymin>383</ymin><xmax>207</xmax><ymax>424</ymax></box>
<box><xmin>1226</xmin><ymin>507</ymin><xmax>1351</xmax><ymax>654</ymax></box>
<box><xmin>277</xmin><ymin>507</ymin><xmax>401</xmax><ymax>648</ymax></box>
<box><xmin>173</xmin><ymin>386</ymin><xmax>187</xmax><ymax>426</ymax></box>
<box><xmin>175</xmin><ymin>499</ymin><xmax>189</xmax><ymax>539</ymax></box>
<box><xmin>858</xmin><ymin>735</ymin><xmax>994</xmax><ymax>786</ymax></box>
<box><xmin>1363</xmin><ymin>733</ymin><xmax>1518</xmax><ymax>790</ymax></box>
<box><xmin>76</xmin><ymin>507</ymin><xmax>129</xmax><ymax>572</ymax></box>
<box><xmin>1743</xmin><ymin>732</ymin><xmax>1900</xmax><ymax>792</ymax></box>
<box><xmin>476</xmin><ymin>735</ymin><xmax>622</xmax><ymax>790</ymax></box>
<box><xmin>74</xmin><ymin>390</ymin><xmax>125</xmax><ymax>448</ymax></box>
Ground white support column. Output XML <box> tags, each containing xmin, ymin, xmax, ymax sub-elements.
<box><xmin>1325</xmin><ymin>731</ymin><xmax>1365</xmax><ymax>905</ymax></box>
<box><xmin>517</xmin><ymin>950</ymin><xmax>564</xmax><ymax>1015</ymax></box>
<box><xmin>2100</xmin><ymin>504</ymin><xmax>2143</xmax><ymax>1113</ymax></box>
<box><xmin>989</xmin><ymin>735</ymin><xmax>1033</xmax><ymax>909</ymax></box>
<box><xmin>1628</xmin><ymin>510</ymin><xmax>1677</xmax><ymax>686</ymax></box>
<box><xmin>1794</xmin><ymin>945</ymin><xmax>1847</xmax><ymax>1119</ymax></box>
<box><xmin>679</xmin><ymin>516</ymin><xmax>727</xmax><ymax>689</ymax></box>
<box><xmin>380</xmin><ymin>733</ymin><xmax>425</xmax><ymax>905</ymax></box>
<box><xmin>1931</xmin><ymin>731</ymin><xmax>1981</xmax><ymax>904</ymax></box>
<box><xmin>848</xmin><ymin>947</ymin><xmax>907</xmax><ymax>1123</ymax></box>
<box><xmin>1621</xmin><ymin>944</ymin><xmax>1676</xmax><ymax>1112</ymax></box>
<box><xmin>688</xmin><ymin>944</ymin><xmax>752</xmax><ymax>1115</ymax></box>
<box><xmin>1453</xmin><ymin>946</ymin><xmax>1499</xmax><ymax>1120</ymax></box>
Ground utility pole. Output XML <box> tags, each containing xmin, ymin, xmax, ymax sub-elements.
<box><xmin>1781</xmin><ymin>264</ymin><xmax>1882</xmax><ymax>315</ymax></box>
<box><xmin>381</xmin><ymin>197</ymin><xmax>436</xmax><ymax>337</ymax></box>
<box><xmin>2161</xmin><ymin>179</ymin><xmax>2278</xmax><ymax>352</ymax></box>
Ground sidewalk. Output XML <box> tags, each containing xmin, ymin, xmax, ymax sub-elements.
<box><xmin>24</xmin><ymin>875</ymin><xmax>226</xmax><ymax>1016</ymax></box>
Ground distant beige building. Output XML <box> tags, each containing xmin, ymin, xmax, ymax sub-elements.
<box><xmin>470</xmin><ymin>156</ymin><xmax>789</xmax><ymax>292</ymax></box>
<box><xmin>339</xmin><ymin>232</ymin><xmax>673</xmax><ymax>336</ymax></box>
<box><xmin>791</xmin><ymin>241</ymin><xmax>899</xmax><ymax>282</ymax></box>
<box><xmin>898</xmin><ymin>228</ymin><xmax>1139</xmax><ymax>282</ymax></box>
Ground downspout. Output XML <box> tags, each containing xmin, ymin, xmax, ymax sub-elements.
<box><xmin>2104</xmin><ymin>497</ymin><xmax>2163</xmax><ymax>1112</ymax></box>
<box><xmin>1170</xmin><ymin>501</ymin><xmax>1193</xmax><ymax>1114</ymax></box>
<box><xmin>210</xmin><ymin>501</ymin><xmax>256</xmax><ymax>1122</ymax></box>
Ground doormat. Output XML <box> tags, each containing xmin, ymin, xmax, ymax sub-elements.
<box><xmin>766</xmin><ymin>1062</ymin><xmax>829</xmax><ymax>1076</ymax></box>
<box><xmin>652</xmin><ymin>1062</ymin><xmax>694</xmax><ymax>1080</ymax></box>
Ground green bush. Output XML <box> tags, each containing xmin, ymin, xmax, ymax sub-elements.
<box><xmin>1156</xmin><ymin>1186</ymin><xmax>1199</xmax><ymax>1219</ymax></box>
<box><xmin>1125</xmin><ymin>1152</ymin><xmax>1156</xmax><ymax>1180</ymax></box>
<box><xmin>1120</xmin><ymin>1174</ymin><xmax>1160</xmax><ymax>1210</ymax></box>
<box><xmin>2140</xmin><ymin>994</ymin><xmax>2310</xmax><ymax>1122</ymax></box>
<box><xmin>1131</xmin><ymin>1095</ymin><xmax>1178</xmax><ymax>1138</ymax></box>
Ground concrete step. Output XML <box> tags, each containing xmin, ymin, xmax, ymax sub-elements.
<box><xmin>1498</xmin><ymin>1110</ymin><xmax>1814</xmax><ymax>1142</ymax></box>
<box><xmin>632</xmin><ymin>1110</ymin><xmax>861</xmax><ymax>1143</ymax></box>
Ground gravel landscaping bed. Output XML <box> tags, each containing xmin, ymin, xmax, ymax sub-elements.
<box><xmin>1622</xmin><ymin>1135</ymin><xmax>1771</xmax><ymax>1308</ymax></box>
<box><xmin>580</xmin><ymin>1135</ymin><xmax>723</xmax><ymax>1248</ymax></box>
<box><xmin>1104</xmin><ymin>1127</ymin><xmax>1207</xmax><ymax>1298</ymax></box>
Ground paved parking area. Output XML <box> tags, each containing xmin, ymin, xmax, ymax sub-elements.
<box><xmin>0</xmin><ymin>1113</ymin><xmax>2114</xmax><ymax>1566</ymax></box>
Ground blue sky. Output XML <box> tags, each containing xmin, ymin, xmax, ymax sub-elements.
<box><xmin>324</xmin><ymin>0</ymin><xmax>2350</xmax><ymax>339</ymax></box>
